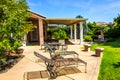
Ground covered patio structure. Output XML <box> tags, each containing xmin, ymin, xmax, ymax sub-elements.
<box><xmin>26</xmin><ymin>11</ymin><xmax>88</xmax><ymax>45</ymax></box>
<box><xmin>45</xmin><ymin>18</ymin><xmax>88</xmax><ymax>44</ymax></box>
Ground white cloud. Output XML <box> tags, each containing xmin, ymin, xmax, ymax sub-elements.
<box><xmin>86</xmin><ymin>0</ymin><xmax>120</xmax><ymax>14</ymax></box>
<box><xmin>27</xmin><ymin>0</ymin><xmax>42</xmax><ymax>7</ymax></box>
<box><xmin>71</xmin><ymin>0</ymin><xmax>93</xmax><ymax>9</ymax></box>
<box><xmin>28</xmin><ymin>2</ymin><xmax>36</xmax><ymax>6</ymax></box>
<box><xmin>46</xmin><ymin>0</ymin><xmax>93</xmax><ymax>8</ymax></box>
<box><xmin>110</xmin><ymin>1</ymin><xmax>120</xmax><ymax>8</ymax></box>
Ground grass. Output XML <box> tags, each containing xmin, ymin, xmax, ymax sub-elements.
<box><xmin>91</xmin><ymin>39</ymin><xmax>120</xmax><ymax>80</ymax></box>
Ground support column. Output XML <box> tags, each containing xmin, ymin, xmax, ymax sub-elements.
<box><xmin>74</xmin><ymin>24</ymin><xmax>77</xmax><ymax>42</ymax></box>
<box><xmin>70</xmin><ymin>25</ymin><xmax>73</xmax><ymax>39</ymax></box>
<box><xmin>44</xmin><ymin>24</ymin><xmax>47</xmax><ymax>41</ymax></box>
<box><xmin>23</xmin><ymin>35</ymin><xmax>27</xmax><ymax>46</ymax></box>
<box><xmin>38</xmin><ymin>19</ymin><xmax>44</xmax><ymax>45</ymax></box>
<box><xmin>80</xmin><ymin>22</ymin><xmax>83</xmax><ymax>44</ymax></box>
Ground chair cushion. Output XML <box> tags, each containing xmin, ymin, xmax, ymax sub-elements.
<box><xmin>52</xmin><ymin>53</ymin><xmax>63</xmax><ymax>60</ymax></box>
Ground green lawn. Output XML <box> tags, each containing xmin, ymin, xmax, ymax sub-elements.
<box><xmin>91</xmin><ymin>39</ymin><xmax>120</xmax><ymax>80</ymax></box>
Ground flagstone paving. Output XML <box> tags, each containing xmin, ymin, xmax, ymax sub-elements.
<box><xmin>0</xmin><ymin>44</ymin><xmax>102</xmax><ymax>80</ymax></box>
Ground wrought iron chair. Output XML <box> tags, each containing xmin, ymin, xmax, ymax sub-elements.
<box><xmin>34</xmin><ymin>51</ymin><xmax>87</xmax><ymax>79</ymax></box>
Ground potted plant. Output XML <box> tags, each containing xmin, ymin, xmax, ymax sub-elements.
<box><xmin>53</xmin><ymin>29</ymin><xmax>69</xmax><ymax>44</ymax></box>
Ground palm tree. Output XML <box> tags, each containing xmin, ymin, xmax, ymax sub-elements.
<box><xmin>76</xmin><ymin>15</ymin><xmax>83</xmax><ymax>18</ymax></box>
<box><xmin>75</xmin><ymin>15</ymin><xmax>89</xmax><ymax>36</ymax></box>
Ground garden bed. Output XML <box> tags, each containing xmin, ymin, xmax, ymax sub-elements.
<box><xmin>0</xmin><ymin>55</ymin><xmax>24</xmax><ymax>73</ymax></box>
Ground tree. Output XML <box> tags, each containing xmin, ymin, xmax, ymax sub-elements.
<box><xmin>105</xmin><ymin>14</ymin><xmax>120</xmax><ymax>39</ymax></box>
<box><xmin>75</xmin><ymin>15</ymin><xmax>83</xmax><ymax>18</ymax></box>
<box><xmin>87</xmin><ymin>22</ymin><xmax>109</xmax><ymax>41</ymax></box>
<box><xmin>114</xmin><ymin>14</ymin><xmax>120</xmax><ymax>29</ymax></box>
<box><xmin>0</xmin><ymin>0</ymin><xmax>33</xmax><ymax>59</ymax></box>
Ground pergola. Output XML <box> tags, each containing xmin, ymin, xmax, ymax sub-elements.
<box><xmin>45</xmin><ymin>18</ymin><xmax>88</xmax><ymax>44</ymax></box>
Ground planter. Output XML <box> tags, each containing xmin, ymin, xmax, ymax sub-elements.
<box><xmin>95</xmin><ymin>47</ymin><xmax>104</xmax><ymax>57</ymax></box>
<box><xmin>84</xmin><ymin>44</ymin><xmax>91</xmax><ymax>52</ymax></box>
<box><xmin>59</xmin><ymin>40</ymin><xmax>65</xmax><ymax>45</ymax></box>
<box><xmin>4</xmin><ymin>49</ymin><xmax>10</xmax><ymax>56</ymax></box>
<box><xmin>15</xmin><ymin>48</ymin><xmax>24</xmax><ymax>54</ymax></box>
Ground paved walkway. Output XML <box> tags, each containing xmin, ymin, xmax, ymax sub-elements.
<box><xmin>0</xmin><ymin>45</ymin><xmax>102</xmax><ymax>80</ymax></box>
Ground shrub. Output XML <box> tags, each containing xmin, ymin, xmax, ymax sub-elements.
<box><xmin>53</xmin><ymin>29</ymin><xmax>69</xmax><ymax>40</ymax></box>
<box><xmin>106</xmin><ymin>38</ymin><xmax>115</xmax><ymax>42</ymax></box>
<box><xmin>105</xmin><ymin>28</ymin><xmax>120</xmax><ymax>38</ymax></box>
<box><xmin>84</xmin><ymin>35</ymin><xmax>92</xmax><ymax>42</ymax></box>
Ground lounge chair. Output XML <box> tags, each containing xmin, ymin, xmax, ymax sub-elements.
<box><xmin>43</xmin><ymin>43</ymin><xmax>78</xmax><ymax>59</ymax></box>
<box><xmin>34</xmin><ymin>51</ymin><xmax>87</xmax><ymax>79</ymax></box>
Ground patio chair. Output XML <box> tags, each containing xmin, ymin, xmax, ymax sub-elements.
<box><xmin>43</xmin><ymin>43</ymin><xmax>78</xmax><ymax>59</ymax></box>
<box><xmin>43</xmin><ymin>43</ymin><xmax>57</xmax><ymax>52</ymax></box>
<box><xmin>34</xmin><ymin>51</ymin><xmax>87</xmax><ymax>79</ymax></box>
<box><xmin>48</xmin><ymin>42</ymin><xmax>60</xmax><ymax>50</ymax></box>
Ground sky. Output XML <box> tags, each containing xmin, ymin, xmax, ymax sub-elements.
<box><xmin>26</xmin><ymin>0</ymin><xmax>120</xmax><ymax>23</ymax></box>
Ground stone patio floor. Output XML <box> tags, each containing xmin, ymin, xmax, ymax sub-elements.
<box><xmin>0</xmin><ymin>44</ymin><xmax>102</xmax><ymax>80</ymax></box>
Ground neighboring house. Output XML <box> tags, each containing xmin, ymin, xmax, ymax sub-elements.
<box><xmin>96</xmin><ymin>22</ymin><xmax>108</xmax><ymax>26</ymax></box>
<box><xmin>96</xmin><ymin>22</ymin><xmax>114</xmax><ymax>28</ymax></box>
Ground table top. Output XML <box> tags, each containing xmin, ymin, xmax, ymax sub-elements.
<box><xmin>55</xmin><ymin>51</ymin><xmax>79</xmax><ymax>56</ymax></box>
<box><xmin>48</xmin><ymin>42</ymin><xmax>60</xmax><ymax>45</ymax></box>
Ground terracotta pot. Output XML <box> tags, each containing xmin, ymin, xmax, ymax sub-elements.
<box><xmin>16</xmin><ymin>48</ymin><xmax>24</xmax><ymax>54</ymax></box>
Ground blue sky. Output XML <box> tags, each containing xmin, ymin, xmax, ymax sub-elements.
<box><xmin>26</xmin><ymin>0</ymin><xmax>120</xmax><ymax>22</ymax></box>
